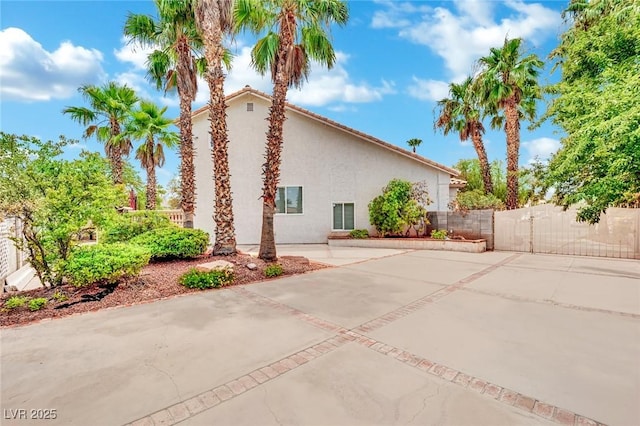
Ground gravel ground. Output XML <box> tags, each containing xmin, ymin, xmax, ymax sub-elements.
<box><xmin>0</xmin><ymin>254</ymin><xmax>326</xmax><ymax>327</ymax></box>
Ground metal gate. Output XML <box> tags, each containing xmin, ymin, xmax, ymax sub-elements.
<box><xmin>495</xmin><ymin>205</ymin><xmax>640</xmax><ymax>259</ymax></box>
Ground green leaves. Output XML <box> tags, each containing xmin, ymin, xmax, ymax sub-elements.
<box><xmin>545</xmin><ymin>0</ymin><xmax>640</xmax><ymax>222</ymax></box>
<box><xmin>368</xmin><ymin>179</ymin><xmax>430</xmax><ymax>237</ymax></box>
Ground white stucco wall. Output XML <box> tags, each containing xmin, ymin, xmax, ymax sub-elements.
<box><xmin>192</xmin><ymin>93</ymin><xmax>452</xmax><ymax>244</ymax></box>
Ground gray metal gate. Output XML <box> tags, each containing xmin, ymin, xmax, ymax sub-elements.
<box><xmin>495</xmin><ymin>205</ymin><xmax>640</xmax><ymax>259</ymax></box>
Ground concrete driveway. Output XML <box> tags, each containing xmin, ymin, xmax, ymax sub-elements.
<box><xmin>1</xmin><ymin>250</ymin><xmax>639</xmax><ymax>426</ymax></box>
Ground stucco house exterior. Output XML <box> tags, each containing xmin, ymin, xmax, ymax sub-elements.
<box><xmin>191</xmin><ymin>86</ymin><xmax>460</xmax><ymax>244</ymax></box>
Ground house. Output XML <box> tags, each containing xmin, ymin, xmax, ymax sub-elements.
<box><xmin>191</xmin><ymin>86</ymin><xmax>460</xmax><ymax>244</ymax></box>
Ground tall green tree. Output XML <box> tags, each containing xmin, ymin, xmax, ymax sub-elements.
<box><xmin>63</xmin><ymin>82</ymin><xmax>138</xmax><ymax>184</ymax></box>
<box><xmin>544</xmin><ymin>0</ymin><xmax>640</xmax><ymax>223</ymax></box>
<box><xmin>194</xmin><ymin>0</ymin><xmax>238</xmax><ymax>255</ymax></box>
<box><xmin>121</xmin><ymin>101</ymin><xmax>179</xmax><ymax>210</ymax></box>
<box><xmin>435</xmin><ymin>77</ymin><xmax>493</xmax><ymax>194</ymax></box>
<box><xmin>124</xmin><ymin>0</ymin><xmax>205</xmax><ymax>228</ymax></box>
<box><xmin>476</xmin><ymin>38</ymin><xmax>543</xmax><ymax>209</ymax></box>
<box><xmin>406</xmin><ymin>138</ymin><xmax>422</xmax><ymax>153</ymax></box>
<box><xmin>235</xmin><ymin>0</ymin><xmax>349</xmax><ymax>261</ymax></box>
<box><xmin>0</xmin><ymin>133</ymin><xmax>125</xmax><ymax>287</ymax></box>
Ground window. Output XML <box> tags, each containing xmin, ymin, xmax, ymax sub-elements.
<box><xmin>246</xmin><ymin>102</ymin><xmax>254</xmax><ymax>111</ymax></box>
<box><xmin>276</xmin><ymin>186</ymin><xmax>303</xmax><ymax>214</ymax></box>
<box><xmin>333</xmin><ymin>203</ymin><xmax>355</xmax><ymax>230</ymax></box>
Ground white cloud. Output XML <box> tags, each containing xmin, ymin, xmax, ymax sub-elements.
<box><xmin>523</xmin><ymin>137</ymin><xmax>560</xmax><ymax>162</ymax></box>
<box><xmin>114</xmin><ymin>37</ymin><xmax>156</xmax><ymax>71</ymax></box>
<box><xmin>0</xmin><ymin>27</ymin><xmax>105</xmax><ymax>101</ymax></box>
<box><xmin>373</xmin><ymin>1</ymin><xmax>561</xmax><ymax>95</ymax></box>
<box><xmin>370</xmin><ymin>1</ymin><xmax>432</xmax><ymax>29</ymax></box>
<box><xmin>407</xmin><ymin>77</ymin><xmax>449</xmax><ymax>102</ymax></box>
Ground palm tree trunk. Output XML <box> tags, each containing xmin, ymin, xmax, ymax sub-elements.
<box><xmin>258</xmin><ymin>7</ymin><xmax>296</xmax><ymax>262</ymax></box>
<box><xmin>146</xmin><ymin>140</ymin><xmax>157</xmax><ymax>210</ymax></box>
<box><xmin>471</xmin><ymin>123</ymin><xmax>493</xmax><ymax>194</ymax></box>
<box><xmin>197</xmin><ymin>0</ymin><xmax>237</xmax><ymax>255</ymax></box>
<box><xmin>110</xmin><ymin>120</ymin><xmax>124</xmax><ymax>185</ymax></box>
<box><xmin>504</xmin><ymin>99</ymin><xmax>520</xmax><ymax>209</ymax></box>
<box><xmin>176</xmin><ymin>36</ymin><xmax>196</xmax><ymax>229</ymax></box>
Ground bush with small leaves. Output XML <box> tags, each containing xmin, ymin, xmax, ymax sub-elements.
<box><xmin>179</xmin><ymin>268</ymin><xmax>234</xmax><ymax>290</ymax></box>
<box><xmin>4</xmin><ymin>296</ymin><xmax>29</xmax><ymax>310</ymax></box>
<box><xmin>349</xmin><ymin>229</ymin><xmax>369</xmax><ymax>239</ymax></box>
<box><xmin>28</xmin><ymin>298</ymin><xmax>47</xmax><ymax>311</ymax></box>
<box><xmin>62</xmin><ymin>243</ymin><xmax>151</xmax><ymax>287</ymax></box>
<box><xmin>100</xmin><ymin>211</ymin><xmax>173</xmax><ymax>243</ymax></box>
<box><xmin>52</xmin><ymin>291</ymin><xmax>68</xmax><ymax>302</ymax></box>
<box><xmin>264</xmin><ymin>264</ymin><xmax>284</xmax><ymax>278</ymax></box>
<box><xmin>430</xmin><ymin>229</ymin><xmax>448</xmax><ymax>240</ymax></box>
<box><xmin>130</xmin><ymin>227</ymin><xmax>209</xmax><ymax>261</ymax></box>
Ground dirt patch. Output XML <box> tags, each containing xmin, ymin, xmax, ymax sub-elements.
<box><xmin>1</xmin><ymin>253</ymin><xmax>326</xmax><ymax>327</ymax></box>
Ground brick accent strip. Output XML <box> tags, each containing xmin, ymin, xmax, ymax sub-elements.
<box><xmin>126</xmin><ymin>336</ymin><xmax>348</xmax><ymax>426</ymax></box>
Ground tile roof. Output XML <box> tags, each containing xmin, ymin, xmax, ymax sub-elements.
<box><xmin>191</xmin><ymin>85</ymin><xmax>460</xmax><ymax>177</ymax></box>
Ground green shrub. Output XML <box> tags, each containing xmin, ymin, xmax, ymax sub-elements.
<box><xmin>264</xmin><ymin>264</ymin><xmax>284</xmax><ymax>278</ymax></box>
<box><xmin>349</xmin><ymin>229</ymin><xmax>369</xmax><ymax>239</ymax></box>
<box><xmin>430</xmin><ymin>229</ymin><xmax>448</xmax><ymax>240</ymax></box>
<box><xmin>28</xmin><ymin>298</ymin><xmax>47</xmax><ymax>311</ymax></box>
<box><xmin>100</xmin><ymin>211</ymin><xmax>172</xmax><ymax>243</ymax></box>
<box><xmin>4</xmin><ymin>296</ymin><xmax>28</xmax><ymax>309</ymax></box>
<box><xmin>368</xmin><ymin>179</ymin><xmax>430</xmax><ymax>237</ymax></box>
<box><xmin>179</xmin><ymin>268</ymin><xmax>234</xmax><ymax>290</ymax></box>
<box><xmin>62</xmin><ymin>243</ymin><xmax>151</xmax><ymax>287</ymax></box>
<box><xmin>130</xmin><ymin>227</ymin><xmax>209</xmax><ymax>260</ymax></box>
<box><xmin>449</xmin><ymin>189</ymin><xmax>505</xmax><ymax>211</ymax></box>
<box><xmin>52</xmin><ymin>290</ymin><xmax>68</xmax><ymax>302</ymax></box>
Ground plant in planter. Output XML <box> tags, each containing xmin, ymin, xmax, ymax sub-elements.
<box><xmin>431</xmin><ymin>229</ymin><xmax>448</xmax><ymax>240</ymax></box>
<box><xmin>349</xmin><ymin>229</ymin><xmax>369</xmax><ymax>239</ymax></box>
<box><xmin>368</xmin><ymin>179</ymin><xmax>432</xmax><ymax>237</ymax></box>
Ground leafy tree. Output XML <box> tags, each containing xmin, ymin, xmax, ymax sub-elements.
<box><xmin>194</xmin><ymin>0</ymin><xmax>238</xmax><ymax>255</ymax></box>
<box><xmin>62</xmin><ymin>82</ymin><xmax>138</xmax><ymax>184</ymax></box>
<box><xmin>121</xmin><ymin>101</ymin><xmax>179</xmax><ymax>210</ymax></box>
<box><xmin>0</xmin><ymin>133</ymin><xmax>126</xmax><ymax>287</ymax></box>
<box><xmin>544</xmin><ymin>0</ymin><xmax>640</xmax><ymax>223</ymax></box>
<box><xmin>435</xmin><ymin>77</ymin><xmax>493</xmax><ymax>194</ymax></box>
<box><xmin>476</xmin><ymin>38</ymin><xmax>543</xmax><ymax>209</ymax></box>
<box><xmin>124</xmin><ymin>0</ymin><xmax>206</xmax><ymax>228</ymax></box>
<box><xmin>368</xmin><ymin>179</ymin><xmax>432</xmax><ymax>237</ymax></box>
<box><xmin>449</xmin><ymin>189</ymin><xmax>505</xmax><ymax>212</ymax></box>
<box><xmin>165</xmin><ymin>175</ymin><xmax>182</xmax><ymax>209</ymax></box>
<box><xmin>406</xmin><ymin>138</ymin><xmax>422</xmax><ymax>153</ymax></box>
<box><xmin>235</xmin><ymin>0</ymin><xmax>349</xmax><ymax>261</ymax></box>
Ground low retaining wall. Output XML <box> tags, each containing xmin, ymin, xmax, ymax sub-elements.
<box><xmin>427</xmin><ymin>210</ymin><xmax>494</xmax><ymax>250</ymax></box>
<box><xmin>328</xmin><ymin>238</ymin><xmax>486</xmax><ymax>253</ymax></box>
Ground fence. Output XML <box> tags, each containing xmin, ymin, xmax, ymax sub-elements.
<box><xmin>1</xmin><ymin>218</ymin><xmax>27</xmax><ymax>285</ymax></box>
<box><xmin>495</xmin><ymin>205</ymin><xmax>640</xmax><ymax>259</ymax></box>
<box><xmin>157</xmin><ymin>209</ymin><xmax>185</xmax><ymax>227</ymax></box>
<box><xmin>427</xmin><ymin>210</ymin><xmax>494</xmax><ymax>250</ymax></box>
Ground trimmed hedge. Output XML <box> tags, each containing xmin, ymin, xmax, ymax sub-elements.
<box><xmin>101</xmin><ymin>211</ymin><xmax>172</xmax><ymax>243</ymax></box>
<box><xmin>62</xmin><ymin>243</ymin><xmax>151</xmax><ymax>287</ymax></box>
<box><xmin>130</xmin><ymin>227</ymin><xmax>209</xmax><ymax>261</ymax></box>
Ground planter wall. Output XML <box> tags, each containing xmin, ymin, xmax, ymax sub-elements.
<box><xmin>328</xmin><ymin>237</ymin><xmax>486</xmax><ymax>253</ymax></box>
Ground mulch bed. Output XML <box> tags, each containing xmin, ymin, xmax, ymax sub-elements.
<box><xmin>0</xmin><ymin>253</ymin><xmax>326</xmax><ymax>328</ymax></box>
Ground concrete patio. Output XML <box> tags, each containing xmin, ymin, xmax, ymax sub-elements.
<box><xmin>1</xmin><ymin>249</ymin><xmax>638</xmax><ymax>426</ymax></box>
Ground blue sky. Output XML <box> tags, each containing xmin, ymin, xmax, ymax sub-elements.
<box><xmin>1</xmin><ymin>0</ymin><xmax>567</xmax><ymax>188</ymax></box>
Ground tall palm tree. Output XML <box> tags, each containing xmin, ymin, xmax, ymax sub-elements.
<box><xmin>122</xmin><ymin>101</ymin><xmax>179</xmax><ymax>210</ymax></box>
<box><xmin>406</xmin><ymin>138</ymin><xmax>422</xmax><ymax>153</ymax></box>
<box><xmin>435</xmin><ymin>77</ymin><xmax>493</xmax><ymax>194</ymax></box>
<box><xmin>235</xmin><ymin>0</ymin><xmax>349</xmax><ymax>261</ymax></box>
<box><xmin>63</xmin><ymin>82</ymin><xmax>138</xmax><ymax>184</ymax></box>
<box><xmin>476</xmin><ymin>38</ymin><xmax>543</xmax><ymax>209</ymax></box>
<box><xmin>124</xmin><ymin>0</ymin><xmax>205</xmax><ymax>227</ymax></box>
<box><xmin>194</xmin><ymin>0</ymin><xmax>237</xmax><ymax>255</ymax></box>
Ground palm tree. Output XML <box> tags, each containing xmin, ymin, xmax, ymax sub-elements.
<box><xmin>235</xmin><ymin>0</ymin><xmax>349</xmax><ymax>261</ymax></box>
<box><xmin>63</xmin><ymin>82</ymin><xmax>138</xmax><ymax>184</ymax></box>
<box><xmin>435</xmin><ymin>77</ymin><xmax>493</xmax><ymax>194</ymax></box>
<box><xmin>124</xmin><ymin>0</ymin><xmax>205</xmax><ymax>228</ymax></box>
<box><xmin>122</xmin><ymin>101</ymin><xmax>178</xmax><ymax>210</ymax></box>
<box><xmin>406</xmin><ymin>138</ymin><xmax>422</xmax><ymax>153</ymax></box>
<box><xmin>476</xmin><ymin>38</ymin><xmax>543</xmax><ymax>209</ymax></box>
<box><xmin>194</xmin><ymin>0</ymin><xmax>237</xmax><ymax>255</ymax></box>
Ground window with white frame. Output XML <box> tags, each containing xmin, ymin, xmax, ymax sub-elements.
<box><xmin>333</xmin><ymin>202</ymin><xmax>355</xmax><ymax>230</ymax></box>
<box><xmin>276</xmin><ymin>186</ymin><xmax>303</xmax><ymax>214</ymax></box>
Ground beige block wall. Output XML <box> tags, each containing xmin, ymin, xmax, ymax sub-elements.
<box><xmin>193</xmin><ymin>94</ymin><xmax>451</xmax><ymax>244</ymax></box>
